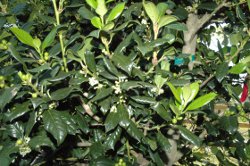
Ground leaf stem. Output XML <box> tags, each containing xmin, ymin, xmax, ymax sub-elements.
<box><xmin>126</xmin><ymin>140</ymin><xmax>131</xmax><ymax>160</ymax></box>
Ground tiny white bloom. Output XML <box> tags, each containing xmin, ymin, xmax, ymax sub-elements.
<box><xmin>89</xmin><ymin>77</ymin><xmax>99</xmax><ymax>86</ymax></box>
<box><xmin>110</xmin><ymin>105</ymin><xmax>117</xmax><ymax>113</ymax></box>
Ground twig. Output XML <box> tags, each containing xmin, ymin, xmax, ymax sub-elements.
<box><xmin>200</xmin><ymin>74</ymin><xmax>215</xmax><ymax>88</ymax></box>
<box><xmin>78</xmin><ymin>98</ymin><xmax>101</xmax><ymax>122</ymax></box>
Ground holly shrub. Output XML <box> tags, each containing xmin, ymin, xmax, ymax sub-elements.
<box><xmin>0</xmin><ymin>0</ymin><xmax>250</xmax><ymax>165</ymax></box>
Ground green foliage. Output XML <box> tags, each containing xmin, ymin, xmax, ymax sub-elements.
<box><xmin>0</xmin><ymin>0</ymin><xmax>249</xmax><ymax>165</ymax></box>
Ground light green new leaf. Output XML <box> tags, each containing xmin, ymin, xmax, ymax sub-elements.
<box><xmin>10</xmin><ymin>27</ymin><xmax>35</xmax><ymax>48</ymax></box>
<box><xmin>170</xmin><ymin>103</ymin><xmax>181</xmax><ymax>116</ymax></box>
<box><xmin>228</xmin><ymin>63</ymin><xmax>247</xmax><ymax>74</ymax></box>
<box><xmin>157</xmin><ymin>2</ymin><xmax>169</xmax><ymax>18</ymax></box>
<box><xmin>187</xmin><ymin>82</ymin><xmax>199</xmax><ymax>103</ymax></box>
<box><xmin>185</xmin><ymin>93</ymin><xmax>217</xmax><ymax>111</ymax></box>
<box><xmin>96</xmin><ymin>0</ymin><xmax>107</xmax><ymax>17</ymax></box>
<box><xmin>143</xmin><ymin>1</ymin><xmax>159</xmax><ymax>24</ymax></box>
<box><xmin>86</xmin><ymin>0</ymin><xmax>97</xmax><ymax>9</ymax></box>
<box><xmin>167</xmin><ymin>82</ymin><xmax>181</xmax><ymax>103</ymax></box>
<box><xmin>181</xmin><ymin>85</ymin><xmax>191</xmax><ymax>105</ymax></box>
<box><xmin>91</xmin><ymin>16</ymin><xmax>103</xmax><ymax>29</ymax></box>
<box><xmin>158</xmin><ymin>15</ymin><xmax>178</xmax><ymax>29</ymax></box>
<box><xmin>33</xmin><ymin>38</ymin><xmax>41</xmax><ymax>51</ymax></box>
<box><xmin>106</xmin><ymin>2</ymin><xmax>125</xmax><ymax>23</ymax></box>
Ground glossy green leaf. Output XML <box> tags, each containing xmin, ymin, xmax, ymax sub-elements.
<box><xmin>91</xmin><ymin>16</ymin><xmax>102</xmax><ymax>29</ymax></box>
<box><xmin>89</xmin><ymin>142</ymin><xmax>105</xmax><ymax>159</ymax></box>
<box><xmin>188</xmin><ymin>82</ymin><xmax>199</xmax><ymax>103</ymax></box>
<box><xmin>177</xmin><ymin>125</ymin><xmax>202</xmax><ymax>146</ymax></box>
<box><xmin>215</xmin><ymin>62</ymin><xmax>228</xmax><ymax>82</ymax></box>
<box><xmin>228</xmin><ymin>63</ymin><xmax>247</xmax><ymax>74</ymax></box>
<box><xmin>157</xmin><ymin>131</ymin><xmax>171</xmax><ymax>152</ymax></box>
<box><xmin>152</xmin><ymin>102</ymin><xmax>171</xmax><ymax>121</ymax></box>
<box><xmin>157</xmin><ymin>3</ymin><xmax>168</xmax><ymax>18</ymax></box>
<box><xmin>104</xmin><ymin>126</ymin><xmax>122</xmax><ymax>150</ymax></box>
<box><xmin>126</xmin><ymin>120</ymin><xmax>144</xmax><ymax>142</ymax></box>
<box><xmin>181</xmin><ymin>85</ymin><xmax>192</xmax><ymax>105</ymax></box>
<box><xmin>5</xmin><ymin>101</ymin><xmax>30</xmax><ymax>122</ymax></box>
<box><xmin>102</xmin><ymin>22</ymin><xmax>115</xmax><ymax>31</ymax></box>
<box><xmin>106</xmin><ymin>2</ymin><xmax>125</xmax><ymax>22</ymax></box>
<box><xmin>25</xmin><ymin>112</ymin><xmax>37</xmax><ymax>136</ymax></box>
<box><xmin>50</xmin><ymin>87</ymin><xmax>74</xmax><ymax>101</ymax></box>
<box><xmin>105</xmin><ymin>111</ymin><xmax>120</xmax><ymax>132</ymax></box>
<box><xmin>169</xmin><ymin>103</ymin><xmax>181</xmax><ymax>116</ymax></box>
<box><xmin>167</xmin><ymin>82</ymin><xmax>181</xmax><ymax>103</ymax></box>
<box><xmin>102</xmin><ymin>57</ymin><xmax>120</xmax><ymax>76</ymax></box>
<box><xmin>185</xmin><ymin>93</ymin><xmax>217</xmax><ymax>111</ymax></box>
<box><xmin>95</xmin><ymin>0</ymin><xmax>107</xmax><ymax>17</ymax></box>
<box><xmin>41</xmin><ymin>27</ymin><xmax>58</xmax><ymax>51</ymax></box>
<box><xmin>29</xmin><ymin>131</ymin><xmax>55</xmax><ymax>149</ymax></box>
<box><xmin>91</xmin><ymin>88</ymin><xmax>113</xmax><ymax>102</ymax></box>
<box><xmin>219</xmin><ymin>116</ymin><xmax>238</xmax><ymax>134</ymax></box>
<box><xmin>10</xmin><ymin>27</ymin><xmax>35</xmax><ymax>48</ymax></box>
<box><xmin>0</xmin><ymin>86</ymin><xmax>20</xmax><ymax>110</ymax></box>
<box><xmin>43</xmin><ymin>110</ymin><xmax>68</xmax><ymax>145</ymax></box>
<box><xmin>85</xmin><ymin>51</ymin><xmax>96</xmax><ymax>73</ymax></box>
<box><xmin>78</xmin><ymin>6</ymin><xmax>95</xmax><ymax>20</ymax></box>
<box><xmin>166</xmin><ymin>23</ymin><xmax>188</xmax><ymax>31</ymax></box>
<box><xmin>158</xmin><ymin>15</ymin><xmax>178</xmax><ymax>29</ymax></box>
<box><xmin>6</xmin><ymin>122</ymin><xmax>24</xmax><ymax>138</ymax></box>
<box><xmin>143</xmin><ymin>1</ymin><xmax>159</xmax><ymax>24</ymax></box>
<box><xmin>112</xmin><ymin>53</ymin><xmax>133</xmax><ymax>74</ymax></box>
<box><xmin>131</xmin><ymin>96</ymin><xmax>156</xmax><ymax>104</ymax></box>
<box><xmin>86</xmin><ymin>0</ymin><xmax>97</xmax><ymax>9</ymax></box>
<box><xmin>74</xmin><ymin>111</ymin><xmax>90</xmax><ymax>134</ymax></box>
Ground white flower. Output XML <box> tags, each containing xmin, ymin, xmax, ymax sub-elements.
<box><xmin>19</xmin><ymin>146</ymin><xmax>31</xmax><ymax>157</ymax></box>
<box><xmin>89</xmin><ymin>77</ymin><xmax>99</xmax><ymax>86</ymax></box>
<box><xmin>141</xmin><ymin>19</ymin><xmax>147</xmax><ymax>25</ymax></box>
<box><xmin>112</xmin><ymin>81</ymin><xmax>122</xmax><ymax>94</ymax></box>
<box><xmin>110</xmin><ymin>105</ymin><xmax>117</xmax><ymax>113</ymax></box>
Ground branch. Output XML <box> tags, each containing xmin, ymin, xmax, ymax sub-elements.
<box><xmin>197</xmin><ymin>0</ymin><xmax>229</xmax><ymax>30</ymax></box>
<box><xmin>78</xmin><ymin>98</ymin><xmax>101</xmax><ymax>122</ymax></box>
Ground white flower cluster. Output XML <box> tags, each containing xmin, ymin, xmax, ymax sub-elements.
<box><xmin>15</xmin><ymin>136</ymin><xmax>31</xmax><ymax>157</ymax></box>
<box><xmin>112</xmin><ymin>81</ymin><xmax>122</xmax><ymax>94</ymax></box>
<box><xmin>151</xmin><ymin>87</ymin><xmax>164</xmax><ymax>95</ymax></box>
<box><xmin>88</xmin><ymin>77</ymin><xmax>103</xmax><ymax>89</ymax></box>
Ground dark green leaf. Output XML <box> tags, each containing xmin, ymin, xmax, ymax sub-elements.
<box><xmin>25</xmin><ymin>112</ymin><xmax>37</xmax><ymax>136</ymax></box>
<box><xmin>78</xmin><ymin>6</ymin><xmax>95</xmax><ymax>20</ymax></box>
<box><xmin>104</xmin><ymin>126</ymin><xmax>122</xmax><ymax>150</ymax></box>
<box><xmin>50</xmin><ymin>87</ymin><xmax>74</xmax><ymax>101</ymax></box>
<box><xmin>219</xmin><ymin>116</ymin><xmax>238</xmax><ymax>134</ymax></box>
<box><xmin>43</xmin><ymin>110</ymin><xmax>68</xmax><ymax>145</ymax></box>
<box><xmin>157</xmin><ymin>131</ymin><xmax>171</xmax><ymax>152</ymax></box>
<box><xmin>177</xmin><ymin>125</ymin><xmax>202</xmax><ymax>146</ymax></box>
<box><xmin>126</xmin><ymin>120</ymin><xmax>144</xmax><ymax>142</ymax></box>
<box><xmin>112</xmin><ymin>53</ymin><xmax>133</xmax><ymax>74</ymax></box>
<box><xmin>198</xmin><ymin>2</ymin><xmax>217</xmax><ymax>11</ymax></box>
<box><xmin>29</xmin><ymin>131</ymin><xmax>55</xmax><ymax>149</ymax></box>
<box><xmin>6</xmin><ymin>122</ymin><xmax>24</xmax><ymax>138</ymax></box>
<box><xmin>5</xmin><ymin>101</ymin><xmax>30</xmax><ymax>122</ymax></box>
<box><xmin>166</xmin><ymin>23</ymin><xmax>187</xmax><ymax>31</ymax></box>
<box><xmin>41</xmin><ymin>26</ymin><xmax>58</xmax><ymax>51</ymax></box>
<box><xmin>131</xmin><ymin>96</ymin><xmax>156</xmax><ymax>104</ymax></box>
<box><xmin>91</xmin><ymin>88</ymin><xmax>113</xmax><ymax>102</ymax></box>
<box><xmin>152</xmin><ymin>102</ymin><xmax>171</xmax><ymax>121</ymax></box>
<box><xmin>215</xmin><ymin>62</ymin><xmax>228</xmax><ymax>82</ymax></box>
<box><xmin>7</xmin><ymin>45</ymin><xmax>27</xmax><ymax>70</ymax></box>
<box><xmin>89</xmin><ymin>142</ymin><xmax>104</xmax><ymax>159</ymax></box>
<box><xmin>85</xmin><ymin>51</ymin><xmax>96</xmax><ymax>73</ymax></box>
<box><xmin>0</xmin><ymin>86</ymin><xmax>21</xmax><ymax>110</ymax></box>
